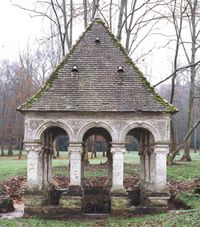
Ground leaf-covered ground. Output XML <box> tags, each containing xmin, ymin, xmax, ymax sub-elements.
<box><xmin>1</xmin><ymin>151</ymin><xmax>200</xmax><ymax>226</ymax></box>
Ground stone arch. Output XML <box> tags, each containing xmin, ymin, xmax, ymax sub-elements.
<box><xmin>35</xmin><ymin>121</ymin><xmax>74</xmax><ymax>141</ymax></box>
<box><xmin>77</xmin><ymin>121</ymin><xmax>117</xmax><ymax>142</ymax></box>
<box><xmin>120</xmin><ymin>121</ymin><xmax>161</xmax><ymax>143</ymax></box>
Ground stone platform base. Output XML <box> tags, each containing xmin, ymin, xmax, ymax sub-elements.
<box><xmin>23</xmin><ymin>187</ymin><xmax>170</xmax><ymax>217</ymax></box>
<box><xmin>147</xmin><ymin>196</ymin><xmax>170</xmax><ymax>207</ymax></box>
<box><xmin>60</xmin><ymin>194</ymin><xmax>83</xmax><ymax>213</ymax></box>
<box><xmin>24</xmin><ymin>205</ymin><xmax>169</xmax><ymax>218</ymax></box>
<box><xmin>110</xmin><ymin>196</ymin><xmax>132</xmax><ymax>214</ymax></box>
<box><xmin>139</xmin><ymin>189</ymin><xmax>170</xmax><ymax>208</ymax></box>
<box><xmin>24</xmin><ymin>191</ymin><xmax>46</xmax><ymax>215</ymax></box>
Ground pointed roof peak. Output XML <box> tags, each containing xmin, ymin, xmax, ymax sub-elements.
<box><xmin>18</xmin><ymin>18</ymin><xmax>177</xmax><ymax>114</ymax></box>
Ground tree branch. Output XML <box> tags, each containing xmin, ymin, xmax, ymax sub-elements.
<box><xmin>153</xmin><ymin>60</ymin><xmax>200</xmax><ymax>87</ymax></box>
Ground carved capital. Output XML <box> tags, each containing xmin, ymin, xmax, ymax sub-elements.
<box><xmin>111</xmin><ymin>144</ymin><xmax>126</xmax><ymax>154</ymax></box>
<box><xmin>154</xmin><ymin>143</ymin><xmax>169</xmax><ymax>155</ymax></box>
<box><xmin>24</xmin><ymin>142</ymin><xmax>42</xmax><ymax>153</ymax></box>
<box><xmin>68</xmin><ymin>143</ymin><xmax>83</xmax><ymax>156</ymax></box>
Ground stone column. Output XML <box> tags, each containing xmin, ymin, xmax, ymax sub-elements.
<box><xmin>24</xmin><ymin>142</ymin><xmax>43</xmax><ymax>191</ymax></box>
<box><xmin>142</xmin><ymin>143</ymin><xmax>170</xmax><ymax>207</ymax></box>
<box><xmin>151</xmin><ymin>143</ymin><xmax>169</xmax><ymax>192</ymax></box>
<box><xmin>110</xmin><ymin>143</ymin><xmax>131</xmax><ymax>213</ymax></box>
<box><xmin>60</xmin><ymin>142</ymin><xmax>83</xmax><ymax>213</ymax></box>
<box><xmin>107</xmin><ymin>151</ymin><xmax>113</xmax><ymax>186</ymax></box>
<box><xmin>69</xmin><ymin>143</ymin><xmax>83</xmax><ymax>186</ymax></box>
<box><xmin>139</xmin><ymin>153</ymin><xmax>145</xmax><ymax>185</ymax></box>
<box><xmin>110</xmin><ymin>144</ymin><xmax>126</xmax><ymax>193</ymax></box>
<box><xmin>43</xmin><ymin>146</ymin><xmax>53</xmax><ymax>188</ymax></box>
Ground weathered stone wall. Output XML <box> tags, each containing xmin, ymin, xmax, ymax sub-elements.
<box><xmin>23</xmin><ymin>111</ymin><xmax>171</xmax><ymax>211</ymax></box>
<box><xmin>24</xmin><ymin>111</ymin><xmax>170</xmax><ymax>144</ymax></box>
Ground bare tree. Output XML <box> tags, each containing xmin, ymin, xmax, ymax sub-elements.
<box><xmin>12</xmin><ymin>0</ymin><xmax>79</xmax><ymax>58</ymax></box>
<box><xmin>116</xmin><ymin>0</ymin><xmax>126</xmax><ymax>41</ymax></box>
<box><xmin>180</xmin><ymin>0</ymin><xmax>200</xmax><ymax>161</ymax></box>
<box><xmin>83</xmin><ymin>0</ymin><xmax>88</xmax><ymax>28</ymax></box>
<box><xmin>164</xmin><ymin>0</ymin><xmax>187</xmax><ymax>158</ymax></box>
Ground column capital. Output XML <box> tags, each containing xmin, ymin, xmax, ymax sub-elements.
<box><xmin>110</xmin><ymin>143</ymin><xmax>126</xmax><ymax>154</ymax></box>
<box><xmin>24</xmin><ymin>141</ymin><xmax>42</xmax><ymax>153</ymax></box>
<box><xmin>68</xmin><ymin>142</ymin><xmax>83</xmax><ymax>155</ymax></box>
<box><xmin>154</xmin><ymin>143</ymin><xmax>169</xmax><ymax>155</ymax></box>
<box><xmin>110</xmin><ymin>142</ymin><xmax>126</xmax><ymax>147</ymax></box>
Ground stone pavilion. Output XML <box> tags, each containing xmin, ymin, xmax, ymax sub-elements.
<box><xmin>18</xmin><ymin>16</ymin><xmax>177</xmax><ymax>215</ymax></box>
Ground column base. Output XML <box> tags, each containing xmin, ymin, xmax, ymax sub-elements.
<box><xmin>110</xmin><ymin>186</ymin><xmax>127</xmax><ymax>196</ymax></box>
<box><xmin>59</xmin><ymin>185</ymin><xmax>84</xmax><ymax>213</ymax></box>
<box><xmin>24</xmin><ymin>190</ymin><xmax>47</xmax><ymax>215</ymax></box>
<box><xmin>140</xmin><ymin>188</ymin><xmax>170</xmax><ymax>207</ymax></box>
<box><xmin>110</xmin><ymin>187</ymin><xmax>132</xmax><ymax>214</ymax></box>
<box><xmin>60</xmin><ymin>194</ymin><xmax>83</xmax><ymax>214</ymax></box>
<box><xmin>147</xmin><ymin>196</ymin><xmax>170</xmax><ymax>207</ymax></box>
<box><xmin>110</xmin><ymin>196</ymin><xmax>133</xmax><ymax>214</ymax></box>
<box><xmin>24</xmin><ymin>185</ymin><xmax>61</xmax><ymax>215</ymax></box>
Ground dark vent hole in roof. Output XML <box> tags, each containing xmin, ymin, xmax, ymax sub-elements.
<box><xmin>72</xmin><ymin>65</ymin><xmax>78</xmax><ymax>72</ymax></box>
<box><xmin>95</xmin><ymin>37</ymin><xmax>100</xmax><ymax>43</ymax></box>
<box><xmin>117</xmin><ymin>66</ymin><xmax>124</xmax><ymax>73</ymax></box>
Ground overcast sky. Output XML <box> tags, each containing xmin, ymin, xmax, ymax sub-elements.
<box><xmin>0</xmin><ymin>1</ymin><xmax>43</xmax><ymax>60</ymax></box>
<box><xmin>0</xmin><ymin>1</ymin><xmax>184</xmax><ymax>84</ymax></box>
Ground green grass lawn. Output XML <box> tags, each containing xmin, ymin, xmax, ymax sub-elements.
<box><xmin>0</xmin><ymin>150</ymin><xmax>200</xmax><ymax>226</ymax></box>
<box><xmin>168</xmin><ymin>152</ymin><xmax>200</xmax><ymax>181</ymax></box>
<box><xmin>1</xmin><ymin>210</ymin><xmax>200</xmax><ymax>226</ymax></box>
<box><xmin>1</xmin><ymin>150</ymin><xmax>199</xmax><ymax>181</ymax></box>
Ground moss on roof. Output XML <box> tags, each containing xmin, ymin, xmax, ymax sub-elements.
<box><xmin>18</xmin><ymin>18</ymin><xmax>178</xmax><ymax>113</ymax></box>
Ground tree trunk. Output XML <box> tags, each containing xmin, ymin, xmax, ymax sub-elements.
<box><xmin>103</xmin><ymin>147</ymin><xmax>105</xmax><ymax>157</ymax></box>
<box><xmin>109</xmin><ymin>0</ymin><xmax>113</xmax><ymax>31</ymax></box>
<box><xmin>124</xmin><ymin>0</ymin><xmax>135</xmax><ymax>52</ymax></box>
<box><xmin>94</xmin><ymin>135</ymin><xmax>97</xmax><ymax>158</ymax></box>
<box><xmin>83</xmin><ymin>0</ymin><xmax>88</xmax><ymax>28</ymax></box>
<box><xmin>69</xmin><ymin>0</ymin><xmax>73</xmax><ymax>48</ymax></box>
<box><xmin>170</xmin><ymin>119</ymin><xmax>178</xmax><ymax>153</ymax></box>
<box><xmin>18</xmin><ymin>137</ymin><xmax>23</xmax><ymax>160</ymax></box>
<box><xmin>56</xmin><ymin>141</ymin><xmax>60</xmax><ymax>157</ymax></box>
<box><xmin>168</xmin><ymin>119</ymin><xmax>200</xmax><ymax>164</ymax></box>
<box><xmin>8</xmin><ymin>145</ymin><xmax>13</xmax><ymax>156</ymax></box>
<box><xmin>181</xmin><ymin>0</ymin><xmax>197</xmax><ymax>162</ymax></box>
<box><xmin>92</xmin><ymin>0</ymin><xmax>100</xmax><ymax>19</ymax></box>
<box><xmin>1</xmin><ymin>140</ymin><xmax>4</xmax><ymax>156</ymax></box>
<box><xmin>116</xmin><ymin>0</ymin><xmax>126</xmax><ymax>41</ymax></box>
<box><xmin>83</xmin><ymin>146</ymin><xmax>89</xmax><ymax>165</ymax></box>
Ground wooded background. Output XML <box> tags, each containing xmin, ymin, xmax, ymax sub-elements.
<box><xmin>0</xmin><ymin>0</ymin><xmax>199</xmax><ymax>162</ymax></box>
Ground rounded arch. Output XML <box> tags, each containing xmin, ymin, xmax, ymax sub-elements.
<box><xmin>77</xmin><ymin>122</ymin><xmax>117</xmax><ymax>142</ymax></box>
<box><xmin>120</xmin><ymin>122</ymin><xmax>161</xmax><ymax>143</ymax></box>
<box><xmin>35</xmin><ymin>121</ymin><xmax>74</xmax><ymax>141</ymax></box>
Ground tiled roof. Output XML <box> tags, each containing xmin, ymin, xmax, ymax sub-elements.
<box><xmin>18</xmin><ymin>19</ymin><xmax>177</xmax><ymax>113</ymax></box>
